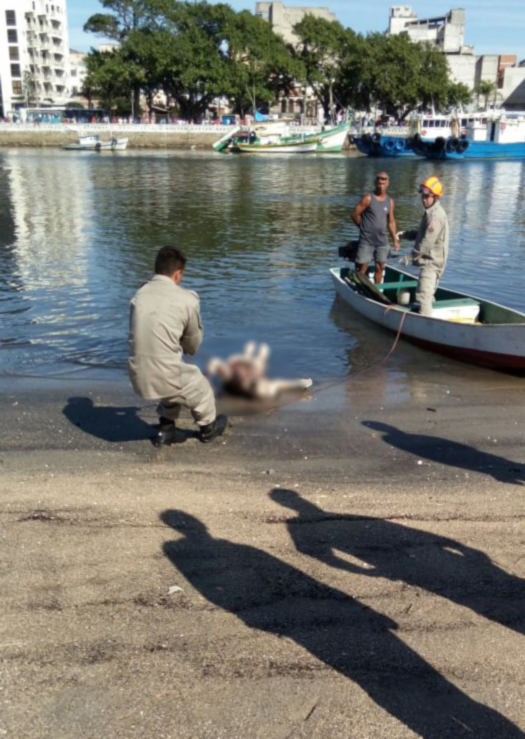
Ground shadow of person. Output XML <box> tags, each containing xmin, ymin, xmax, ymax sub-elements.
<box><xmin>161</xmin><ymin>509</ymin><xmax>524</xmax><ymax>738</ymax></box>
<box><xmin>62</xmin><ymin>396</ymin><xmax>156</xmax><ymax>443</ymax></box>
<box><xmin>270</xmin><ymin>488</ymin><xmax>525</xmax><ymax>637</ymax></box>
<box><xmin>365</xmin><ymin>421</ymin><xmax>524</xmax><ymax>485</ymax></box>
<box><xmin>62</xmin><ymin>396</ymin><xmax>197</xmax><ymax>444</ymax></box>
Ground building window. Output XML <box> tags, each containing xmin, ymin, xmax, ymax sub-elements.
<box><xmin>12</xmin><ymin>80</ymin><xmax>23</xmax><ymax>95</ymax></box>
<box><xmin>8</xmin><ymin>29</ymin><xmax>18</xmax><ymax>43</ymax></box>
<box><xmin>5</xmin><ymin>10</ymin><xmax>16</xmax><ymax>26</ymax></box>
<box><xmin>10</xmin><ymin>64</ymin><xmax>21</xmax><ymax>78</ymax></box>
<box><xmin>33</xmin><ymin>1</ymin><xmax>36</xmax><ymax>8</ymax></box>
<box><xmin>9</xmin><ymin>47</ymin><xmax>19</xmax><ymax>61</ymax></box>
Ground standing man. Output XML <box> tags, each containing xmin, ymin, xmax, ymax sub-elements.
<box><xmin>129</xmin><ymin>246</ymin><xmax>227</xmax><ymax>446</ymax></box>
<box><xmin>352</xmin><ymin>171</ymin><xmax>400</xmax><ymax>284</ymax></box>
<box><xmin>398</xmin><ymin>176</ymin><xmax>449</xmax><ymax>317</ymax></box>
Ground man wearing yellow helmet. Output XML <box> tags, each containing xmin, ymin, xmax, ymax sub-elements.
<box><xmin>398</xmin><ymin>176</ymin><xmax>449</xmax><ymax>317</ymax></box>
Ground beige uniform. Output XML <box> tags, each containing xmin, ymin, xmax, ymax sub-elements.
<box><xmin>128</xmin><ymin>275</ymin><xmax>216</xmax><ymax>426</ymax></box>
<box><xmin>405</xmin><ymin>201</ymin><xmax>449</xmax><ymax>317</ymax></box>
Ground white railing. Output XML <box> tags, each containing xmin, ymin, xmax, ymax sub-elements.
<box><xmin>0</xmin><ymin>122</ymin><xmax>322</xmax><ymax>135</ymax></box>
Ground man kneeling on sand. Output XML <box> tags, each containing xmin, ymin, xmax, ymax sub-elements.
<box><xmin>128</xmin><ymin>246</ymin><xmax>227</xmax><ymax>446</ymax></box>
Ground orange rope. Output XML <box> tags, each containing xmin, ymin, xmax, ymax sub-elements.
<box><xmin>264</xmin><ymin>307</ymin><xmax>409</xmax><ymax>412</ymax></box>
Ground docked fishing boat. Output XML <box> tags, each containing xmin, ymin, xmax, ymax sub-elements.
<box><xmin>233</xmin><ymin>140</ymin><xmax>318</xmax><ymax>154</ymax></box>
<box><xmin>354</xmin><ymin>132</ymin><xmax>416</xmax><ymax>157</ymax></box>
<box><xmin>353</xmin><ymin>113</ymin><xmax>492</xmax><ymax>158</ymax></box>
<box><xmin>331</xmin><ymin>264</ymin><xmax>525</xmax><ymax>371</ymax></box>
<box><xmin>412</xmin><ymin>115</ymin><xmax>525</xmax><ymax>160</ymax></box>
<box><xmin>62</xmin><ymin>135</ymin><xmax>129</xmax><ymax>151</ymax></box>
<box><xmin>214</xmin><ymin>121</ymin><xmax>349</xmax><ymax>153</ymax></box>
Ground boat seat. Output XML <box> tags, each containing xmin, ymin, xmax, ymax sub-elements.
<box><xmin>376</xmin><ymin>280</ymin><xmax>419</xmax><ymax>291</ymax></box>
<box><xmin>432</xmin><ymin>298</ymin><xmax>480</xmax><ymax>308</ymax></box>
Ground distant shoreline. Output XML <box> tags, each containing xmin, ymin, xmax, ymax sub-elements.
<box><xmin>0</xmin><ymin>123</ymin><xmax>321</xmax><ymax>150</ymax></box>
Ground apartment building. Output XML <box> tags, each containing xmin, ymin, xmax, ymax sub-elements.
<box><xmin>255</xmin><ymin>2</ymin><xmax>337</xmax><ymax>45</ymax></box>
<box><xmin>388</xmin><ymin>5</ymin><xmax>525</xmax><ymax>108</ymax></box>
<box><xmin>0</xmin><ymin>0</ymin><xmax>71</xmax><ymax>118</ymax></box>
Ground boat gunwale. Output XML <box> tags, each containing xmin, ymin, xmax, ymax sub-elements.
<box><xmin>330</xmin><ymin>265</ymin><xmax>525</xmax><ymax>327</ymax></box>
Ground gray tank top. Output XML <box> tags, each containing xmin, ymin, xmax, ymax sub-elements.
<box><xmin>359</xmin><ymin>194</ymin><xmax>391</xmax><ymax>246</ymax></box>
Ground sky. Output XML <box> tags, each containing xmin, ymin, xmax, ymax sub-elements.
<box><xmin>68</xmin><ymin>0</ymin><xmax>525</xmax><ymax>62</ymax></box>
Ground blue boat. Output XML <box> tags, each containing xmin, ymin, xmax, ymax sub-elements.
<box><xmin>412</xmin><ymin>117</ymin><xmax>525</xmax><ymax>161</ymax></box>
<box><xmin>353</xmin><ymin>133</ymin><xmax>415</xmax><ymax>157</ymax></box>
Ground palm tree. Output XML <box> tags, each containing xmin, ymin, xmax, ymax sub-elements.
<box><xmin>474</xmin><ymin>80</ymin><xmax>498</xmax><ymax>110</ymax></box>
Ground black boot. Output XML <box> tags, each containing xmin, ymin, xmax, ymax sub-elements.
<box><xmin>199</xmin><ymin>415</ymin><xmax>228</xmax><ymax>444</ymax></box>
<box><xmin>154</xmin><ymin>417</ymin><xmax>178</xmax><ymax>447</ymax></box>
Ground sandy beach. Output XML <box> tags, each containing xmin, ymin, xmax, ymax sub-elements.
<box><xmin>2</xmin><ymin>364</ymin><xmax>525</xmax><ymax>738</ymax></box>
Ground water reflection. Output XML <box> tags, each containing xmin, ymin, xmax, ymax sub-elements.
<box><xmin>0</xmin><ymin>150</ymin><xmax>525</xmax><ymax>387</ymax></box>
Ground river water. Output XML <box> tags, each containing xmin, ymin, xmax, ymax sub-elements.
<box><xmin>0</xmin><ymin>148</ymin><xmax>524</xmax><ymax>392</ymax></box>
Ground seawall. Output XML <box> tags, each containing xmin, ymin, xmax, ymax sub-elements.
<box><xmin>0</xmin><ymin>123</ymin><xmax>321</xmax><ymax>150</ymax></box>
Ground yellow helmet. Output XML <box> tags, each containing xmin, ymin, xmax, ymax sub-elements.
<box><xmin>419</xmin><ymin>176</ymin><xmax>443</xmax><ymax>198</ymax></box>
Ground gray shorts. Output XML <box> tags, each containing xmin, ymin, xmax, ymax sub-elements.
<box><xmin>356</xmin><ymin>242</ymin><xmax>389</xmax><ymax>266</ymax></box>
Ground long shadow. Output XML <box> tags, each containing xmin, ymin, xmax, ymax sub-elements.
<box><xmin>62</xmin><ymin>396</ymin><xmax>197</xmax><ymax>444</ymax></box>
<box><xmin>270</xmin><ymin>488</ymin><xmax>525</xmax><ymax>636</ymax></box>
<box><xmin>161</xmin><ymin>509</ymin><xmax>525</xmax><ymax>738</ymax></box>
<box><xmin>365</xmin><ymin>421</ymin><xmax>525</xmax><ymax>485</ymax></box>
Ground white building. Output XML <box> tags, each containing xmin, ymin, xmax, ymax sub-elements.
<box><xmin>388</xmin><ymin>5</ymin><xmax>525</xmax><ymax>108</ymax></box>
<box><xmin>69</xmin><ymin>48</ymin><xmax>86</xmax><ymax>99</ymax></box>
<box><xmin>255</xmin><ymin>2</ymin><xmax>337</xmax><ymax>45</ymax></box>
<box><xmin>0</xmin><ymin>0</ymin><xmax>72</xmax><ymax>118</ymax></box>
<box><xmin>388</xmin><ymin>6</ymin><xmax>478</xmax><ymax>88</ymax></box>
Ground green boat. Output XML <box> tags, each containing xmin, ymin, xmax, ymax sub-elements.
<box><xmin>213</xmin><ymin>122</ymin><xmax>349</xmax><ymax>153</ymax></box>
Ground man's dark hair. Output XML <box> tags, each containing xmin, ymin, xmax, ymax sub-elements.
<box><xmin>155</xmin><ymin>247</ymin><xmax>187</xmax><ymax>276</ymax></box>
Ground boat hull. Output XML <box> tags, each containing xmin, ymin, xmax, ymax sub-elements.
<box><xmin>413</xmin><ymin>137</ymin><xmax>525</xmax><ymax>161</ymax></box>
<box><xmin>330</xmin><ymin>267</ymin><xmax>525</xmax><ymax>372</ymax></box>
<box><xmin>62</xmin><ymin>137</ymin><xmax>128</xmax><ymax>152</ymax></box>
<box><xmin>354</xmin><ymin>134</ymin><xmax>416</xmax><ymax>157</ymax></box>
<box><xmin>233</xmin><ymin>141</ymin><xmax>318</xmax><ymax>154</ymax></box>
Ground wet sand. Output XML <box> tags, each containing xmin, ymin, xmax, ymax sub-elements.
<box><xmin>2</xmin><ymin>364</ymin><xmax>525</xmax><ymax>738</ymax></box>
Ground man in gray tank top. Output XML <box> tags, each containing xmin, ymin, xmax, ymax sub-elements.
<box><xmin>352</xmin><ymin>172</ymin><xmax>400</xmax><ymax>284</ymax></box>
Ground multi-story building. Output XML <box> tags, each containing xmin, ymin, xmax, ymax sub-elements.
<box><xmin>255</xmin><ymin>2</ymin><xmax>338</xmax><ymax>121</ymax></box>
<box><xmin>0</xmin><ymin>0</ymin><xmax>71</xmax><ymax>118</ymax></box>
<box><xmin>388</xmin><ymin>5</ymin><xmax>525</xmax><ymax>108</ymax></box>
<box><xmin>69</xmin><ymin>48</ymin><xmax>86</xmax><ymax>99</ymax></box>
<box><xmin>255</xmin><ymin>2</ymin><xmax>337</xmax><ymax>46</ymax></box>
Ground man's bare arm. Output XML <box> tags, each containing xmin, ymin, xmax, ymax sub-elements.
<box><xmin>352</xmin><ymin>195</ymin><xmax>371</xmax><ymax>227</ymax></box>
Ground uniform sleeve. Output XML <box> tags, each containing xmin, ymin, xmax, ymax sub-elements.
<box><xmin>416</xmin><ymin>211</ymin><xmax>446</xmax><ymax>252</ymax></box>
<box><xmin>181</xmin><ymin>298</ymin><xmax>203</xmax><ymax>356</ymax></box>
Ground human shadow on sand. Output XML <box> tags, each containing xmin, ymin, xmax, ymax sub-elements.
<box><xmin>270</xmin><ymin>489</ymin><xmax>525</xmax><ymax>637</ymax></box>
<box><xmin>62</xmin><ymin>397</ymin><xmax>198</xmax><ymax>444</ymax></box>
<box><xmin>161</xmin><ymin>508</ymin><xmax>524</xmax><ymax>739</ymax></box>
<box><xmin>365</xmin><ymin>421</ymin><xmax>525</xmax><ymax>485</ymax></box>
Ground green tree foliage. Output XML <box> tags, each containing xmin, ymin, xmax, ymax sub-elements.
<box><xmin>83</xmin><ymin>0</ymin><xmax>475</xmax><ymax>121</ymax></box>
<box><xmin>338</xmin><ymin>34</ymin><xmax>452</xmax><ymax>119</ymax></box>
<box><xmin>446</xmin><ymin>81</ymin><xmax>473</xmax><ymax>109</ymax></box>
<box><xmin>225</xmin><ymin>10</ymin><xmax>299</xmax><ymax>116</ymax></box>
<box><xmin>474</xmin><ymin>79</ymin><xmax>498</xmax><ymax>110</ymax></box>
<box><xmin>84</xmin><ymin>0</ymin><xmax>165</xmax><ymax>113</ymax></box>
<box><xmin>83</xmin><ymin>49</ymin><xmax>136</xmax><ymax>114</ymax></box>
<box><xmin>292</xmin><ymin>16</ymin><xmax>357</xmax><ymax>120</ymax></box>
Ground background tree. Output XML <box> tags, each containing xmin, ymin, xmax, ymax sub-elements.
<box><xmin>225</xmin><ymin>10</ymin><xmax>298</xmax><ymax>116</ymax></box>
<box><xmin>475</xmin><ymin>79</ymin><xmax>498</xmax><ymax>110</ymax></box>
<box><xmin>83</xmin><ymin>49</ymin><xmax>135</xmax><ymax>115</ymax></box>
<box><xmin>83</xmin><ymin>0</ymin><xmax>164</xmax><ymax>113</ymax></box>
<box><xmin>446</xmin><ymin>81</ymin><xmax>473</xmax><ymax>110</ymax></box>
<box><xmin>292</xmin><ymin>16</ymin><xmax>356</xmax><ymax>121</ymax></box>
